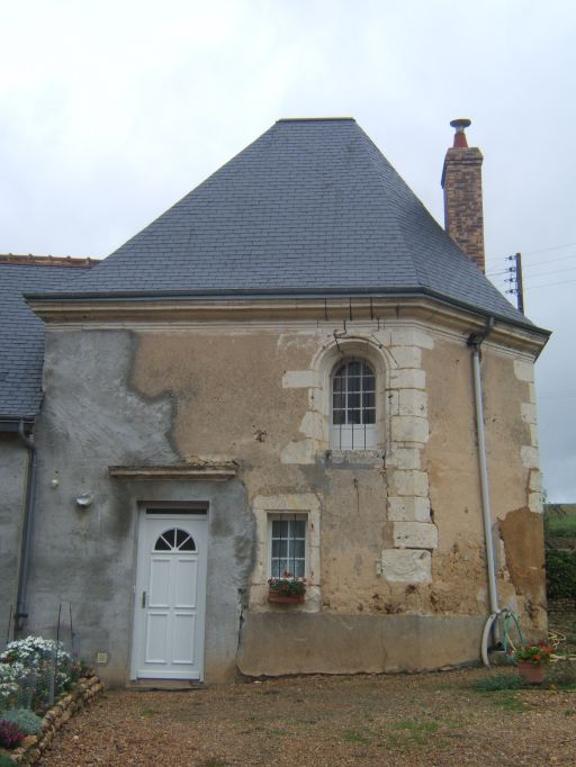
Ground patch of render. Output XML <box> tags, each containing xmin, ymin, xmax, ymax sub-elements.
<box><xmin>514</xmin><ymin>358</ymin><xmax>543</xmax><ymax>514</ymax></box>
<box><xmin>0</xmin><ymin>436</ymin><xmax>28</xmax><ymax>636</ymax></box>
<box><xmin>280</xmin><ymin>323</ymin><xmax>438</xmax><ymax>585</ymax></box>
<box><xmin>249</xmin><ymin>493</ymin><xmax>321</xmax><ymax>612</ymax></box>
<box><xmin>25</xmin><ymin>329</ymin><xmax>182</xmax><ymax>684</ymax></box>
<box><xmin>41</xmin><ymin>330</ymin><xmax>180</xmax><ymax>468</ymax></box>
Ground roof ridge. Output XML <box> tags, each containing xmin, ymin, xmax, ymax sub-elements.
<box><xmin>0</xmin><ymin>254</ymin><xmax>97</xmax><ymax>268</ymax></box>
<box><xmin>276</xmin><ymin>117</ymin><xmax>356</xmax><ymax>123</ymax></box>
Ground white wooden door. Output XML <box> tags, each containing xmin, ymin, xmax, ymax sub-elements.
<box><xmin>132</xmin><ymin>512</ymin><xmax>208</xmax><ymax>680</ymax></box>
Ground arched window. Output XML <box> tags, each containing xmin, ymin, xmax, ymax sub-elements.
<box><xmin>331</xmin><ymin>359</ymin><xmax>376</xmax><ymax>449</ymax></box>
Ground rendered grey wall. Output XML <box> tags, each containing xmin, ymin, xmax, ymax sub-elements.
<box><xmin>26</xmin><ymin>329</ymin><xmax>255</xmax><ymax>684</ymax></box>
<box><xmin>0</xmin><ymin>435</ymin><xmax>27</xmax><ymax>642</ymax></box>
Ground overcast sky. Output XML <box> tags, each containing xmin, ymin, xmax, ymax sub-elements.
<box><xmin>1</xmin><ymin>0</ymin><xmax>574</xmax><ymax>501</ymax></box>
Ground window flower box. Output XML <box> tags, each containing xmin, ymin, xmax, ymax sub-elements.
<box><xmin>268</xmin><ymin>576</ymin><xmax>306</xmax><ymax>605</ymax></box>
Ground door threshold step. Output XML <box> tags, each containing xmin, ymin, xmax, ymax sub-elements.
<box><xmin>128</xmin><ymin>679</ymin><xmax>205</xmax><ymax>692</ymax></box>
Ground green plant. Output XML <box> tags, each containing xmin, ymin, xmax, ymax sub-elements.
<box><xmin>342</xmin><ymin>729</ymin><xmax>371</xmax><ymax>744</ymax></box>
<box><xmin>547</xmin><ymin>660</ymin><xmax>576</xmax><ymax>688</ymax></box>
<box><xmin>268</xmin><ymin>577</ymin><xmax>306</xmax><ymax>597</ymax></box>
<box><xmin>383</xmin><ymin>719</ymin><xmax>441</xmax><ymax>749</ymax></box>
<box><xmin>544</xmin><ymin>505</ymin><xmax>576</xmax><ymax>538</ymax></box>
<box><xmin>546</xmin><ymin>549</ymin><xmax>576</xmax><ymax>599</ymax></box>
<box><xmin>0</xmin><ymin>708</ymin><xmax>42</xmax><ymax>735</ymax></box>
<box><xmin>472</xmin><ymin>674</ymin><xmax>525</xmax><ymax>692</ymax></box>
<box><xmin>0</xmin><ymin>755</ymin><xmax>16</xmax><ymax>766</ymax></box>
<box><xmin>490</xmin><ymin>693</ymin><xmax>526</xmax><ymax>712</ymax></box>
<box><xmin>515</xmin><ymin>642</ymin><xmax>553</xmax><ymax>665</ymax></box>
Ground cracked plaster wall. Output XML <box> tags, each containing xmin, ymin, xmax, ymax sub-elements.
<box><xmin>19</xmin><ymin>317</ymin><xmax>546</xmax><ymax>681</ymax></box>
<box><xmin>131</xmin><ymin>321</ymin><xmax>544</xmax><ymax>634</ymax></box>
<box><xmin>24</xmin><ymin>329</ymin><xmax>255</xmax><ymax>685</ymax></box>
<box><xmin>425</xmin><ymin>339</ymin><xmax>546</xmax><ymax>634</ymax></box>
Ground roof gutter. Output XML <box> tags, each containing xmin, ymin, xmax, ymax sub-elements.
<box><xmin>25</xmin><ymin>285</ymin><xmax>549</xmax><ymax>337</ymax></box>
<box><xmin>0</xmin><ymin>417</ymin><xmax>35</xmax><ymax>434</ymax></box>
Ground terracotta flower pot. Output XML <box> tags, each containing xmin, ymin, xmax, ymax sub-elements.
<box><xmin>268</xmin><ymin>591</ymin><xmax>305</xmax><ymax>605</ymax></box>
<box><xmin>518</xmin><ymin>661</ymin><xmax>545</xmax><ymax>685</ymax></box>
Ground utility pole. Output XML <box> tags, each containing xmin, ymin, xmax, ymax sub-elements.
<box><xmin>514</xmin><ymin>252</ymin><xmax>525</xmax><ymax>313</ymax></box>
<box><xmin>505</xmin><ymin>252</ymin><xmax>525</xmax><ymax>314</ymax></box>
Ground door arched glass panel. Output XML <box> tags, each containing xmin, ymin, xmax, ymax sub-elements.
<box><xmin>154</xmin><ymin>528</ymin><xmax>196</xmax><ymax>552</ymax></box>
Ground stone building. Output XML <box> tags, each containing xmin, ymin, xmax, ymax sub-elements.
<box><xmin>1</xmin><ymin>118</ymin><xmax>549</xmax><ymax>685</ymax></box>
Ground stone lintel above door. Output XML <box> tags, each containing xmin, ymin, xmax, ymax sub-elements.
<box><xmin>109</xmin><ymin>462</ymin><xmax>238</xmax><ymax>481</ymax></box>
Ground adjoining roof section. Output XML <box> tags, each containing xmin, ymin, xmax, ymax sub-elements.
<box><xmin>31</xmin><ymin>118</ymin><xmax>530</xmax><ymax>327</ymax></box>
<box><xmin>0</xmin><ymin>256</ymin><xmax>94</xmax><ymax>419</ymax></box>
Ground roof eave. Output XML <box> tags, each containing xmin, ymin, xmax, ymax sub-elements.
<box><xmin>25</xmin><ymin>286</ymin><xmax>548</xmax><ymax>335</ymax></box>
<box><xmin>0</xmin><ymin>416</ymin><xmax>36</xmax><ymax>434</ymax></box>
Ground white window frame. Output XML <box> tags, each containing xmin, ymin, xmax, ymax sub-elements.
<box><xmin>250</xmin><ymin>494</ymin><xmax>321</xmax><ymax>612</ymax></box>
<box><xmin>267</xmin><ymin>514</ymin><xmax>308</xmax><ymax>580</ymax></box>
<box><xmin>330</xmin><ymin>357</ymin><xmax>377</xmax><ymax>450</ymax></box>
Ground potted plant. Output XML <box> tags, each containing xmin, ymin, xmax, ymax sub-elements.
<box><xmin>515</xmin><ymin>642</ymin><xmax>553</xmax><ymax>684</ymax></box>
<box><xmin>268</xmin><ymin>575</ymin><xmax>306</xmax><ymax>604</ymax></box>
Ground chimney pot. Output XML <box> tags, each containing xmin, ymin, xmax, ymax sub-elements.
<box><xmin>450</xmin><ymin>118</ymin><xmax>472</xmax><ymax>148</ymax></box>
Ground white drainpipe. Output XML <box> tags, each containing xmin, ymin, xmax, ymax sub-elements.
<box><xmin>468</xmin><ymin>319</ymin><xmax>500</xmax><ymax>621</ymax></box>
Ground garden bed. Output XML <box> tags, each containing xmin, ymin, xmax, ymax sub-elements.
<box><xmin>0</xmin><ymin>637</ymin><xmax>103</xmax><ymax>766</ymax></box>
<box><xmin>1</xmin><ymin>675</ymin><xmax>103</xmax><ymax>766</ymax></box>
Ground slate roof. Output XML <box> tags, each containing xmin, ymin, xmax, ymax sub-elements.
<box><xmin>0</xmin><ymin>258</ymin><xmax>93</xmax><ymax>418</ymax></box>
<box><xmin>32</xmin><ymin>118</ymin><xmax>529</xmax><ymax>327</ymax></box>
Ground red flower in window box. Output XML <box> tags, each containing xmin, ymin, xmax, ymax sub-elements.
<box><xmin>268</xmin><ymin>576</ymin><xmax>306</xmax><ymax>604</ymax></box>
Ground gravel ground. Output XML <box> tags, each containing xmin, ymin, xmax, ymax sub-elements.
<box><xmin>39</xmin><ymin>666</ymin><xmax>576</xmax><ymax>767</ymax></box>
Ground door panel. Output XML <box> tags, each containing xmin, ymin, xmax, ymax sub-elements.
<box><xmin>174</xmin><ymin>559</ymin><xmax>198</xmax><ymax>608</ymax></box>
<box><xmin>145</xmin><ymin>612</ymin><xmax>169</xmax><ymax>664</ymax></box>
<box><xmin>149</xmin><ymin>558</ymin><xmax>171</xmax><ymax>606</ymax></box>
<box><xmin>132</xmin><ymin>513</ymin><xmax>207</xmax><ymax>680</ymax></box>
<box><xmin>173</xmin><ymin>613</ymin><xmax>196</xmax><ymax>663</ymax></box>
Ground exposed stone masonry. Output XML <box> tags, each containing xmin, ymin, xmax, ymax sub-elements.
<box><xmin>514</xmin><ymin>358</ymin><xmax>543</xmax><ymax>514</ymax></box>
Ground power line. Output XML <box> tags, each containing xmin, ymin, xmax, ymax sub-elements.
<box><xmin>521</xmin><ymin>253</ymin><xmax>576</xmax><ymax>270</ymax></box>
<box><xmin>522</xmin><ymin>265</ymin><xmax>576</xmax><ymax>283</ymax></box>
<box><xmin>523</xmin><ymin>242</ymin><xmax>576</xmax><ymax>257</ymax></box>
<box><xmin>501</xmin><ymin>242</ymin><xmax>576</xmax><ymax>260</ymax></box>
<box><xmin>486</xmin><ymin>269</ymin><xmax>512</xmax><ymax>277</ymax></box>
<box><xmin>524</xmin><ymin>277</ymin><xmax>576</xmax><ymax>291</ymax></box>
<box><xmin>490</xmin><ymin>242</ymin><xmax>576</xmax><ymax>263</ymax></box>
<box><xmin>488</xmin><ymin>261</ymin><xmax>576</xmax><ymax>282</ymax></box>
<box><xmin>488</xmin><ymin>254</ymin><xmax>576</xmax><ymax>277</ymax></box>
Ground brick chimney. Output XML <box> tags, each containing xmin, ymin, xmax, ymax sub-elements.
<box><xmin>441</xmin><ymin>118</ymin><xmax>485</xmax><ymax>272</ymax></box>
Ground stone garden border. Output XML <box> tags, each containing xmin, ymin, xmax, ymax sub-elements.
<box><xmin>2</xmin><ymin>675</ymin><xmax>103</xmax><ymax>765</ymax></box>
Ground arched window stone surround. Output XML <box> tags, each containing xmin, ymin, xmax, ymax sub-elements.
<box><xmin>280</xmin><ymin>325</ymin><xmax>438</xmax><ymax>584</ymax></box>
<box><xmin>311</xmin><ymin>335</ymin><xmax>395</xmax><ymax>454</ymax></box>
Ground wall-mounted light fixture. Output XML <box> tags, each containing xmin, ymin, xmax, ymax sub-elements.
<box><xmin>76</xmin><ymin>492</ymin><xmax>94</xmax><ymax>509</ymax></box>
